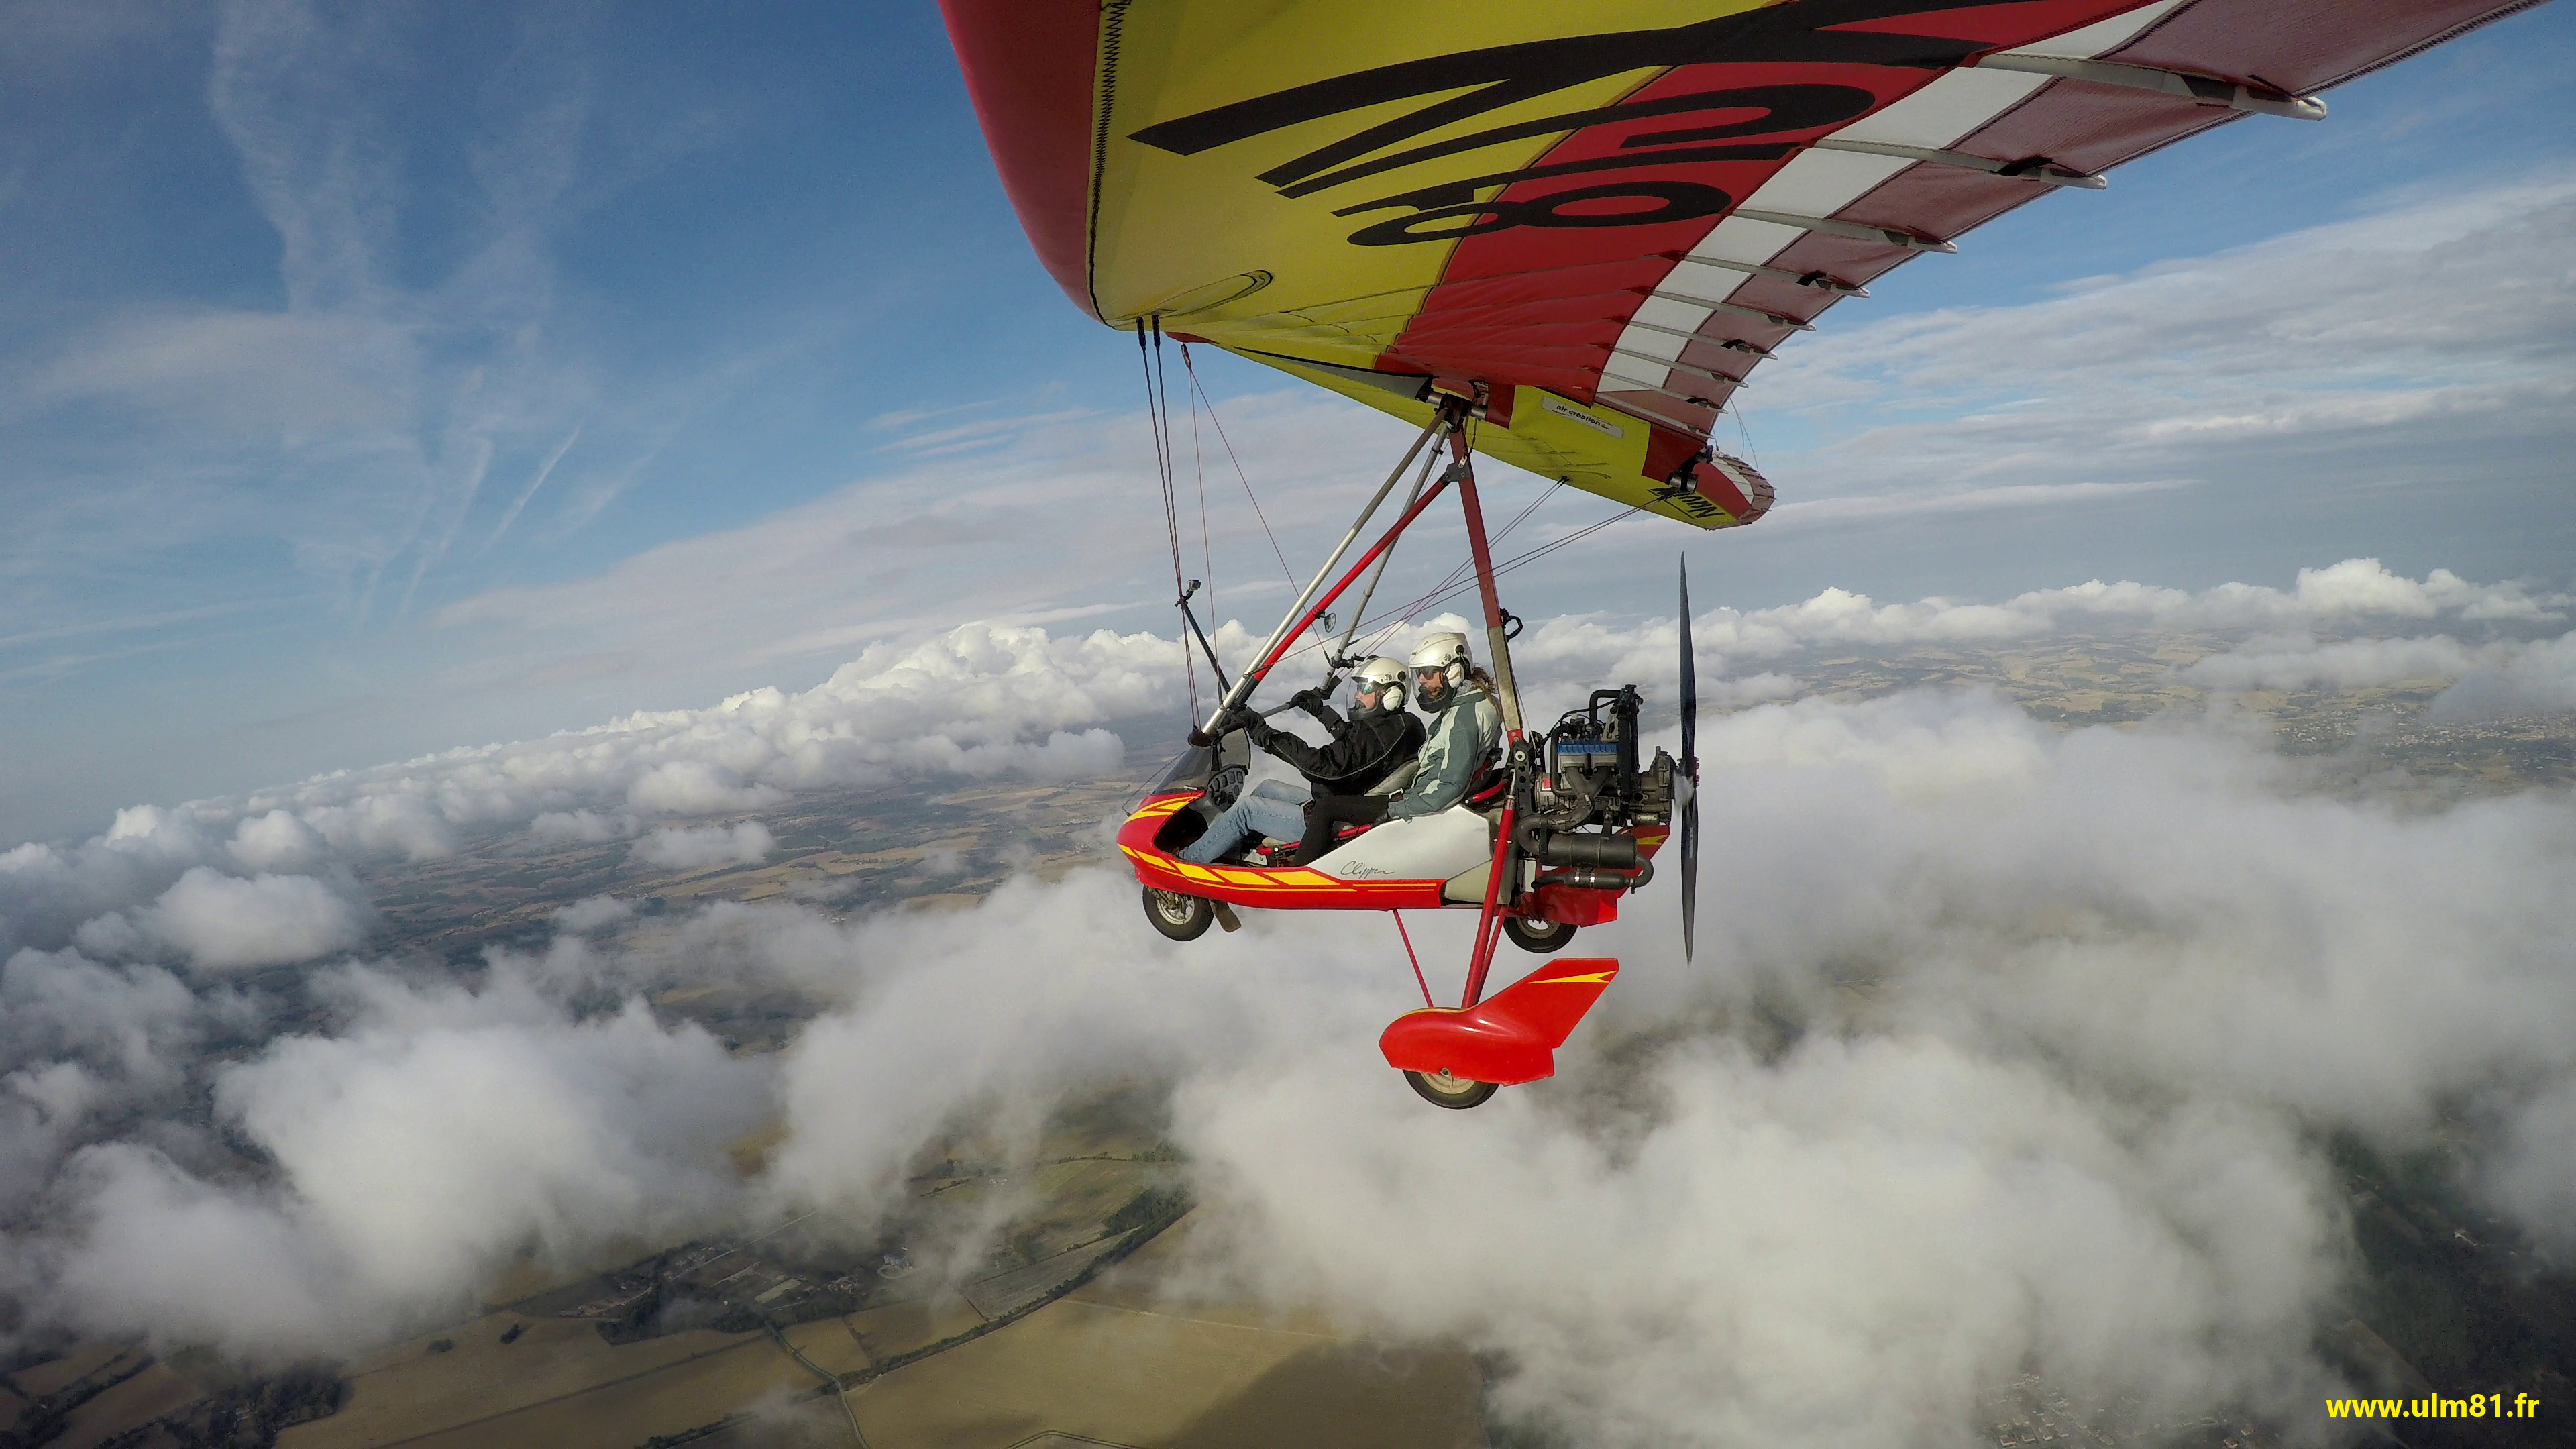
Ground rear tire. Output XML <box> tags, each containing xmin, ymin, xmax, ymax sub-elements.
<box><xmin>1142</xmin><ymin>887</ymin><xmax>1213</xmax><ymax>942</ymax></box>
<box><xmin>1405</xmin><ymin>1069</ymin><xmax>1499</xmax><ymax>1110</ymax></box>
<box><xmin>1502</xmin><ymin>915</ymin><xmax>1576</xmax><ymax>955</ymax></box>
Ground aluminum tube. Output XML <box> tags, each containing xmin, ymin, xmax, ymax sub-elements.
<box><xmin>1325</xmin><ymin>439</ymin><xmax>1443</xmax><ymax>681</ymax></box>
<box><xmin>1448</xmin><ymin>429</ymin><xmax>1525</xmax><ymax>739</ymax></box>
<box><xmin>1203</xmin><ymin>415</ymin><xmax>1444</xmax><ymax>732</ymax></box>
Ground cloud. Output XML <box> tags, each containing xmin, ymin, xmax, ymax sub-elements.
<box><xmin>393</xmin><ymin>174</ymin><xmax>2576</xmax><ymax>717</ymax></box>
<box><xmin>2178</xmin><ymin>628</ymin><xmax>2576</xmax><ymax>720</ymax></box>
<box><xmin>0</xmin><ymin>943</ymin><xmax>264</xmax><ymax>1231</ymax></box>
<box><xmin>7</xmin><ymin>557</ymin><xmax>2559</xmax><ymax>985</ymax></box>
<box><xmin>1</xmin><ymin>951</ymin><xmax>202</xmax><ymax>1171</ymax></box>
<box><xmin>21</xmin><ymin>309</ymin><xmax>415</xmax><ymax>435</ymax></box>
<box><xmin>227</xmin><ymin>810</ymin><xmax>329</xmax><ymax>873</ymax></box>
<box><xmin>252</xmin><ymin>621</ymin><xmax>1178</xmax><ymax>846</ymax></box>
<box><xmin>40</xmin><ymin>965</ymin><xmax>769</xmax><ymax>1357</ymax></box>
<box><xmin>2488</xmin><ymin>1081</ymin><xmax>2576</xmax><ymax>1256</ymax></box>
<box><xmin>1761</xmin><ymin>477</ymin><xmax>2193</xmax><ymax>529</ymax></box>
<box><xmin>3</xmin><ymin>951</ymin><xmax>201</xmax><ymax>1086</ymax></box>
<box><xmin>527</xmin><ymin>808</ymin><xmax>634</xmax><ymax>845</ymax></box>
<box><xmin>1479</xmin><ymin>560</ymin><xmax>2569</xmax><ymax>730</ymax></box>
<box><xmin>551</xmin><ymin>895</ymin><xmax>633</xmax><ymax>934</ymax></box>
<box><xmin>746</xmin><ymin>686</ymin><xmax>2576</xmax><ymax>1442</ymax></box>
<box><xmin>426</xmin><ymin>390</ymin><xmax>1422</xmax><ymax>672</ymax></box>
<box><xmin>626</xmin><ymin>761</ymin><xmax>785</xmax><ymax>816</ymax></box>
<box><xmin>631</xmin><ymin>821</ymin><xmax>774</xmax><ymax>871</ymax></box>
<box><xmin>1751</xmin><ymin>173</ymin><xmax>2576</xmax><ymax>512</ymax></box>
<box><xmin>2430</xmin><ymin>632</ymin><xmax>2576</xmax><ymax>721</ymax></box>
<box><xmin>0</xmin><ymin>553</ymin><xmax>2569</xmax><ymax>1428</ymax></box>
<box><xmin>0</xmin><ymin>616</ymin><xmax>1192</xmax><ymax>975</ymax></box>
<box><xmin>0</xmin><ymin>660</ymin><xmax>2567</xmax><ymax>1439</ymax></box>
<box><xmin>74</xmin><ymin>867</ymin><xmax>368</xmax><ymax>973</ymax></box>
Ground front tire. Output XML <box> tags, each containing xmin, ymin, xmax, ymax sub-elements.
<box><xmin>1405</xmin><ymin>1069</ymin><xmax>1499</xmax><ymax>1110</ymax></box>
<box><xmin>1502</xmin><ymin>915</ymin><xmax>1576</xmax><ymax>955</ymax></box>
<box><xmin>1142</xmin><ymin>887</ymin><xmax>1213</xmax><ymax>941</ymax></box>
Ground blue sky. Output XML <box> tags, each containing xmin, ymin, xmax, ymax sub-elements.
<box><xmin>3</xmin><ymin>0</ymin><xmax>2572</xmax><ymax>841</ymax></box>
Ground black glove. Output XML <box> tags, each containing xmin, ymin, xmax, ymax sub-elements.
<box><xmin>1289</xmin><ymin>687</ymin><xmax>1326</xmax><ymax>711</ymax></box>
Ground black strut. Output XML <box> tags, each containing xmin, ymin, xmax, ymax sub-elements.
<box><xmin>1176</xmin><ymin>580</ymin><xmax>1232</xmax><ymax>694</ymax></box>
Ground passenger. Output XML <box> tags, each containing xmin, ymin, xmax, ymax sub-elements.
<box><xmin>1176</xmin><ymin>657</ymin><xmax>1423</xmax><ymax>865</ymax></box>
<box><xmin>1297</xmin><ymin>631</ymin><xmax>1501</xmax><ymax>861</ymax></box>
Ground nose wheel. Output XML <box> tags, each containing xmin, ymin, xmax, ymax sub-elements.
<box><xmin>1404</xmin><ymin>1069</ymin><xmax>1499</xmax><ymax>1110</ymax></box>
<box><xmin>1142</xmin><ymin>886</ymin><xmax>1214</xmax><ymax>941</ymax></box>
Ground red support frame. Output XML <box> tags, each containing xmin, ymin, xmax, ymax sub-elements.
<box><xmin>1448</xmin><ymin>424</ymin><xmax>1526</xmax><ymax>1010</ymax></box>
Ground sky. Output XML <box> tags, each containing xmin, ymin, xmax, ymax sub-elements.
<box><xmin>0</xmin><ymin>5</ymin><xmax>2573</xmax><ymax>1432</ymax></box>
<box><xmin>2</xmin><ymin>0</ymin><xmax>2571</xmax><ymax>843</ymax></box>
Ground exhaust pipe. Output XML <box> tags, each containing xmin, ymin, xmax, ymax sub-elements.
<box><xmin>1525</xmin><ymin>830</ymin><xmax>1640</xmax><ymax>869</ymax></box>
<box><xmin>1556</xmin><ymin>861</ymin><xmax>1650</xmax><ymax>891</ymax></box>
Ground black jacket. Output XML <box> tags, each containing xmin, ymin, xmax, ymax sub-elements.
<box><xmin>1249</xmin><ymin>704</ymin><xmax>1424</xmax><ymax>795</ymax></box>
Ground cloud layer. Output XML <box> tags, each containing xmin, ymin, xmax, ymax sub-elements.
<box><xmin>8</xmin><ymin>557</ymin><xmax>2562</xmax><ymax>970</ymax></box>
<box><xmin>1754</xmin><ymin>174</ymin><xmax>2576</xmax><ymax>510</ymax></box>
<box><xmin>0</xmin><ymin>562</ymin><xmax>2569</xmax><ymax>1442</ymax></box>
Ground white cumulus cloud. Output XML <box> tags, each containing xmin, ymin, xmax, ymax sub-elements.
<box><xmin>74</xmin><ymin>867</ymin><xmax>366</xmax><ymax>974</ymax></box>
<box><xmin>41</xmin><ymin>967</ymin><xmax>770</xmax><ymax>1357</ymax></box>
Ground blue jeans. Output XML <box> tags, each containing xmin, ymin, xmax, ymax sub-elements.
<box><xmin>1179</xmin><ymin>779</ymin><xmax>1309</xmax><ymax>863</ymax></box>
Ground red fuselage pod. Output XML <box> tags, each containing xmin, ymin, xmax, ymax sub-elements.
<box><xmin>1117</xmin><ymin>792</ymin><xmax>1448</xmax><ymax>912</ymax></box>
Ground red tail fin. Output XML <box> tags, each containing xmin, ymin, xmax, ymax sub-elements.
<box><xmin>1379</xmin><ymin>958</ymin><xmax>1618</xmax><ymax>1087</ymax></box>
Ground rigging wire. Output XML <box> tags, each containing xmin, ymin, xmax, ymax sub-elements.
<box><xmin>1271</xmin><ymin>493</ymin><xmax>1640</xmax><ymax>677</ymax></box>
<box><xmin>1183</xmin><ymin>345</ymin><xmax>1214</xmax><ymax>631</ymax></box>
<box><xmin>1263</xmin><ymin>417</ymin><xmax>1565</xmax><ymax>675</ymax></box>
<box><xmin>1409</xmin><ymin>478</ymin><xmax>1563</xmax><ymax>619</ymax></box>
<box><xmin>1337</xmin><ymin>475</ymin><xmax>1565</xmax><ymax>657</ymax></box>
<box><xmin>1326</xmin><ymin>437</ymin><xmax>1444</xmax><ymax>676</ymax></box>
<box><xmin>1179</xmin><ymin>345</ymin><xmax>1297</xmax><ymax>594</ymax></box>
<box><xmin>1727</xmin><ymin>397</ymin><xmax>1763</xmax><ymax>475</ymax></box>
<box><xmin>1178</xmin><ymin>344</ymin><xmax>1352</xmax><ymax>684</ymax></box>
<box><xmin>1138</xmin><ymin>319</ymin><xmax>1197</xmax><ymax>722</ymax></box>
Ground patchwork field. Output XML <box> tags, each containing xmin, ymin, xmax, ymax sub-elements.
<box><xmin>848</xmin><ymin>1220</ymin><xmax>1485</xmax><ymax>1449</ymax></box>
<box><xmin>280</xmin><ymin>1318</ymin><xmax>762</xmax><ymax>1449</ymax></box>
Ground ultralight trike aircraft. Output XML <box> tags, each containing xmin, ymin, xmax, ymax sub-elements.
<box><xmin>942</xmin><ymin>0</ymin><xmax>2528</xmax><ymax>1106</ymax></box>
<box><xmin>1116</xmin><ymin>394</ymin><xmax>1722</xmax><ymax>1110</ymax></box>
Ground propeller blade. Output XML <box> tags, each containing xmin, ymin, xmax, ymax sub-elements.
<box><xmin>1682</xmin><ymin>792</ymin><xmax>1699</xmax><ymax>963</ymax></box>
<box><xmin>1678</xmin><ymin>557</ymin><xmax>1697</xmax><ymax>779</ymax></box>
<box><xmin>1678</xmin><ymin>556</ymin><xmax>1699</xmax><ymax>962</ymax></box>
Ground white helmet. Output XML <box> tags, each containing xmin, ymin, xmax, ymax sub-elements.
<box><xmin>1407</xmin><ymin>631</ymin><xmax>1470</xmax><ymax>692</ymax></box>
<box><xmin>1351</xmin><ymin>655</ymin><xmax>1407</xmax><ymax>708</ymax></box>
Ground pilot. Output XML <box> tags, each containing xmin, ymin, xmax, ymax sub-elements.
<box><xmin>1176</xmin><ymin>656</ymin><xmax>1423</xmax><ymax>865</ymax></box>
<box><xmin>1293</xmin><ymin>631</ymin><xmax>1501</xmax><ymax>861</ymax></box>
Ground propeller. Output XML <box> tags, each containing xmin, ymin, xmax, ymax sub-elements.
<box><xmin>1678</xmin><ymin>557</ymin><xmax>1699</xmax><ymax>963</ymax></box>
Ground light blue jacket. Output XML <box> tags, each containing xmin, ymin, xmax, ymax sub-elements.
<box><xmin>1389</xmin><ymin>684</ymin><xmax>1500</xmax><ymax>820</ymax></box>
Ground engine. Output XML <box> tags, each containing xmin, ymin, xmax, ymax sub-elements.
<box><xmin>1519</xmin><ymin>687</ymin><xmax>1674</xmax><ymax>892</ymax></box>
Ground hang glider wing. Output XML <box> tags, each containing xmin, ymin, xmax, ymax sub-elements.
<box><xmin>943</xmin><ymin>0</ymin><xmax>2532</xmax><ymax>529</ymax></box>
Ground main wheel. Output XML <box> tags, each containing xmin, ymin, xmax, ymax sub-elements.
<box><xmin>1405</xmin><ymin>1069</ymin><xmax>1499</xmax><ymax>1110</ymax></box>
<box><xmin>1142</xmin><ymin>887</ymin><xmax>1214</xmax><ymax>942</ymax></box>
<box><xmin>1502</xmin><ymin>915</ymin><xmax>1576</xmax><ymax>955</ymax></box>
